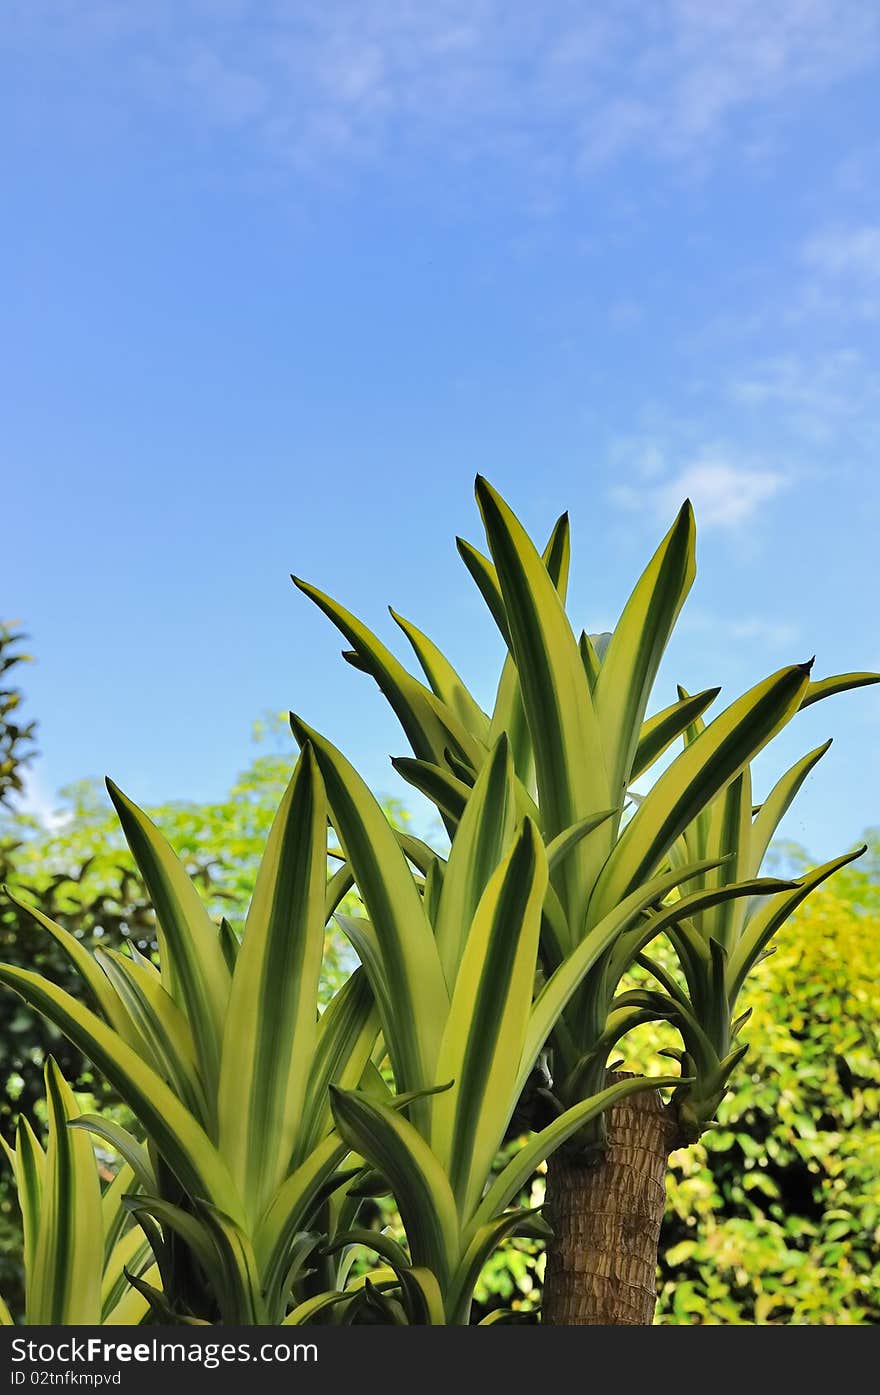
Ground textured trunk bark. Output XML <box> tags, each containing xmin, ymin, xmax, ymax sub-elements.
<box><xmin>542</xmin><ymin>1076</ymin><xmax>678</xmax><ymax>1325</ymax></box>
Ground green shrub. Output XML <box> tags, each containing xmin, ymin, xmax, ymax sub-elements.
<box><xmin>657</xmin><ymin>880</ymin><xmax>879</xmax><ymax>1323</ymax></box>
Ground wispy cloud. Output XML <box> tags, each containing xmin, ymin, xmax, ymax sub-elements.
<box><xmin>802</xmin><ymin>224</ymin><xmax>880</xmax><ymax>282</ymax></box>
<box><xmin>14</xmin><ymin>766</ymin><xmax>69</xmax><ymax>832</ymax></box>
<box><xmin>8</xmin><ymin>1</ymin><xmax>880</xmax><ymax>179</ymax></box>
<box><xmin>682</xmin><ymin>609</ymin><xmax>800</xmax><ymax>649</ymax></box>
<box><xmin>793</xmin><ymin>223</ymin><xmax>880</xmax><ymax>322</ymax></box>
<box><xmin>611</xmin><ymin>457</ymin><xmax>789</xmax><ymax>530</ymax></box>
<box><xmin>729</xmin><ymin>349</ymin><xmax>880</xmax><ymax>449</ymax></box>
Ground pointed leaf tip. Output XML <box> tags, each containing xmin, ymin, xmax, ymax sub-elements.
<box><xmin>473</xmin><ymin>475</ymin><xmax>501</xmax><ymax>509</ymax></box>
<box><xmin>288</xmin><ymin>712</ymin><xmax>310</xmax><ymax>746</ymax></box>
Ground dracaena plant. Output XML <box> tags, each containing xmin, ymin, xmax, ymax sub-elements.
<box><xmin>292</xmin><ymin>475</ymin><xmax>877</xmax><ymax>1324</ymax></box>
<box><xmin>0</xmin><ymin>1059</ymin><xmax>157</xmax><ymax>1326</ymax></box>
<box><xmin>625</xmin><ymin>703</ymin><xmax>867</xmax><ymax>1138</ymax></box>
<box><xmin>285</xmin><ymin>718</ymin><xmax>683</xmax><ymax>1324</ymax></box>
<box><xmin>291</xmin><ymin>480</ymin><xmax>858</xmax><ymax>1131</ymax></box>
<box><xmin>0</xmin><ymin>746</ymin><xmax>383</xmax><ymax>1324</ymax></box>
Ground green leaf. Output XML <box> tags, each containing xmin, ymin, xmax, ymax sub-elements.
<box><xmin>699</xmin><ymin>769</ymin><xmax>753</xmax><ymax>951</ymax></box>
<box><xmin>296</xmin><ymin>967</ymin><xmax>380</xmax><ymax>1161</ymax></box>
<box><xmin>194</xmin><ymin>1201</ymin><xmax>268</xmax><ymax>1324</ymax></box>
<box><xmin>749</xmin><ymin>740</ymin><xmax>832</xmax><ymax>878</ymax></box>
<box><xmin>632</xmin><ymin>687</ymin><xmax>721</xmax><ymax>780</ymax></box>
<box><xmin>124</xmin><ymin>1195</ymin><xmax>221</xmax><ymax>1308</ymax></box>
<box><xmin>431</xmin><ymin>820</ymin><xmax>548</xmax><ymax>1218</ymax></box>
<box><xmin>448</xmin><ymin>1208</ymin><xmax>552</xmax><ymax>1325</ymax></box>
<box><xmin>519</xmin><ymin>856</ymin><xmax>735</xmax><ymax>1093</ymax></box>
<box><xmin>95</xmin><ymin>947</ymin><xmax>208</xmax><ymax>1123</ymax></box>
<box><xmin>433</xmin><ymin>734</ymin><xmax>518</xmax><ymax>988</ymax></box>
<box><xmin>29</xmin><ymin>1060</ymin><xmax>103</xmax><ymax>1325</ymax></box>
<box><xmin>0</xmin><ymin>965</ymin><xmax>242</xmax><ymax>1219</ymax></box>
<box><xmin>292</xmin><ymin>578</ymin><xmax>482</xmax><ymax>774</ymax></box>
<box><xmin>455</xmin><ymin>538</ymin><xmax>512</xmax><ymax>649</ymax></box>
<box><xmin>218</xmin><ymin>746</ymin><xmax>329</xmax><ymax>1221</ymax></box>
<box><xmin>101</xmin><ymin>1161</ymin><xmax>138</xmax><ymax>1264</ymax></box>
<box><xmin>330</xmin><ymin>1087</ymin><xmax>459</xmax><ymax>1288</ymax></box>
<box><xmin>396</xmin><ymin>831</ymin><xmax>447</xmax><ymax>877</ymax></box>
<box><xmin>398</xmin><ymin>1266</ymin><xmax>447</xmax><ymax>1326</ymax></box>
<box><xmin>323</xmin><ymin>1226</ymin><xmax>411</xmax><ymax>1277</ymax></box>
<box><xmin>290</xmin><ymin>716</ymin><xmax>448</xmax><ymax>1099</ymax></box>
<box><xmin>545</xmin><ymin>809</ymin><xmax>619</xmax><ymax>875</ymax></box>
<box><xmin>390</xmin><ymin>609</ymin><xmax>490</xmax><ymax>743</ymax></box>
<box><xmin>488</xmin><ymin>513</ymin><xmax>572</xmax><ymax>790</ymax></box>
<box><xmin>106</xmin><ymin>779</ymin><xmax>230</xmax><ymax>1091</ymax></box>
<box><xmin>9</xmin><ymin>1117</ymin><xmax>45</xmax><ymax>1284</ymax></box>
<box><xmin>474</xmin><ymin>478</ymin><xmax>609</xmax><ymax>926</ymax></box>
<box><xmin>590</xmin><ymin>662</ymin><xmax>813</xmax><ymax>922</ymax></box>
<box><xmin>3</xmin><ymin>888</ymin><xmax>125</xmax><ymax>1030</ymax></box>
<box><xmin>594</xmin><ymin>502</ymin><xmax>696</xmax><ymax>809</ymax></box>
<box><xmin>101</xmin><ymin>1226</ymin><xmax>154</xmax><ymax>1322</ymax></box>
<box><xmin>218</xmin><ymin>917</ymin><xmax>240</xmax><ymax>973</ymax></box>
<box><xmin>390</xmin><ymin>758</ymin><xmax>471</xmax><ymax>825</ymax></box>
<box><xmin>726</xmin><ymin>846</ymin><xmax>866</xmax><ymax>1002</ymax></box>
<box><xmin>799</xmin><ymin>671</ymin><xmax>880</xmax><ymax>710</ymax></box>
<box><xmin>255</xmin><ymin>1129</ymin><xmax>350</xmax><ymax>1287</ymax></box>
<box><xmin>69</xmin><ymin>1118</ymin><xmax>157</xmax><ymax>1196</ymax></box>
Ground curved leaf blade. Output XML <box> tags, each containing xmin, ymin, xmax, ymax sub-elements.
<box><xmin>0</xmin><ymin>965</ymin><xmax>241</xmax><ymax>1219</ymax></box>
<box><xmin>29</xmin><ymin>1060</ymin><xmax>102</xmax><ymax>1325</ymax></box>
<box><xmin>595</xmin><ymin>502</ymin><xmax>696</xmax><ymax>807</ymax></box>
<box><xmin>591</xmin><ymin>662</ymin><xmax>813</xmax><ymax>921</ymax></box>
<box><xmin>219</xmin><ymin>746</ymin><xmax>329</xmax><ymax>1220</ymax></box>
<box><xmin>105</xmin><ymin>780</ymin><xmax>230</xmax><ymax>1090</ymax></box>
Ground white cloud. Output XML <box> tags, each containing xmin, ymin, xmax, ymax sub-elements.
<box><xmin>802</xmin><ymin>225</ymin><xmax>880</xmax><ymax>282</ymax></box>
<box><xmin>611</xmin><ymin>457</ymin><xmax>789</xmax><ymax>529</ymax></box>
<box><xmin>14</xmin><ymin>766</ymin><xmax>69</xmax><ymax>832</ymax></box>
<box><xmin>184</xmin><ymin>49</ymin><xmax>267</xmax><ymax>126</ymax></box>
<box><xmin>8</xmin><ymin>1</ymin><xmax>880</xmax><ymax>178</ymax></box>
<box><xmin>682</xmin><ymin>609</ymin><xmax>800</xmax><ymax>648</ymax></box>
<box><xmin>729</xmin><ymin>350</ymin><xmax>880</xmax><ymax>446</ymax></box>
<box><xmin>791</xmin><ymin>224</ymin><xmax>880</xmax><ymax>323</ymax></box>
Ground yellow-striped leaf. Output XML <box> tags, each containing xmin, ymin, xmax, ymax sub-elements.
<box><xmin>590</xmin><ymin>663</ymin><xmax>813</xmax><ymax>921</ymax></box>
<box><xmin>29</xmin><ymin>1060</ymin><xmax>103</xmax><ymax>1325</ymax></box>
<box><xmin>431</xmin><ymin>820</ymin><xmax>548</xmax><ymax>1218</ymax></box>
<box><xmin>475</xmin><ymin>478</ymin><xmax>609</xmax><ymax>927</ymax></box>
<box><xmin>632</xmin><ymin>686</ymin><xmax>721</xmax><ymax>781</ymax></box>
<box><xmin>433</xmin><ymin>735</ymin><xmax>518</xmax><ymax>988</ymax></box>
<box><xmin>390</xmin><ymin>608</ymin><xmax>490</xmax><ymax>743</ymax></box>
<box><xmin>218</xmin><ymin>746</ymin><xmax>329</xmax><ymax>1221</ymax></box>
<box><xmin>330</xmin><ymin>1088</ymin><xmax>459</xmax><ymax>1289</ymax></box>
<box><xmin>595</xmin><ymin>502</ymin><xmax>696</xmax><ymax>810</ymax></box>
<box><xmin>290</xmin><ymin>716</ymin><xmax>448</xmax><ymax>1099</ymax></box>
<box><xmin>0</xmin><ymin>965</ymin><xmax>242</xmax><ymax>1219</ymax></box>
<box><xmin>95</xmin><ymin>948</ymin><xmax>208</xmax><ymax>1123</ymax></box>
<box><xmin>106</xmin><ymin>780</ymin><xmax>230</xmax><ymax>1091</ymax></box>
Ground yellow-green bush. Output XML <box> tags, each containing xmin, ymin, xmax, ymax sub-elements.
<box><xmin>656</xmin><ymin>879</ymin><xmax>879</xmax><ymax>1323</ymax></box>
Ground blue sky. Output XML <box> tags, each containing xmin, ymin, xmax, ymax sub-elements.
<box><xmin>3</xmin><ymin>1</ymin><xmax>879</xmax><ymax>861</ymax></box>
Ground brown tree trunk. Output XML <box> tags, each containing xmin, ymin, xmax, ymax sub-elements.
<box><xmin>542</xmin><ymin>1077</ymin><xmax>678</xmax><ymax>1325</ymax></box>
